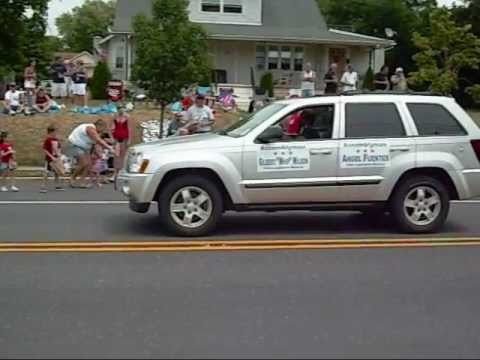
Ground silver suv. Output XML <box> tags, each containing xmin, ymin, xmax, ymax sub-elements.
<box><xmin>119</xmin><ymin>94</ymin><xmax>480</xmax><ymax>237</ymax></box>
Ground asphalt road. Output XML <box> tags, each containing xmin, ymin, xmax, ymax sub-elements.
<box><xmin>3</xmin><ymin>249</ymin><xmax>480</xmax><ymax>358</ymax></box>
<box><xmin>2</xmin><ymin>181</ymin><xmax>480</xmax><ymax>358</ymax></box>
<box><xmin>1</xmin><ymin>180</ymin><xmax>480</xmax><ymax>242</ymax></box>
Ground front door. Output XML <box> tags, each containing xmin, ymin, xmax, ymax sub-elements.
<box><xmin>329</xmin><ymin>48</ymin><xmax>347</xmax><ymax>75</ymax></box>
<box><xmin>241</xmin><ymin>104</ymin><xmax>342</xmax><ymax>204</ymax></box>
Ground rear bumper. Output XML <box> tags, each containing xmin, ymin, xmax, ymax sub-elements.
<box><xmin>461</xmin><ymin>169</ymin><xmax>480</xmax><ymax>199</ymax></box>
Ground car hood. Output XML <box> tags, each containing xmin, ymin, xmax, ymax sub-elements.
<box><xmin>132</xmin><ymin>133</ymin><xmax>238</xmax><ymax>153</ymax></box>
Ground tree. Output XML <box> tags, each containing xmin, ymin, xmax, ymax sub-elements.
<box><xmin>132</xmin><ymin>0</ymin><xmax>211</xmax><ymax>138</ymax></box>
<box><xmin>0</xmin><ymin>0</ymin><xmax>49</xmax><ymax>78</ymax></box>
<box><xmin>317</xmin><ymin>0</ymin><xmax>437</xmax><ymax>72</ymax></box>
<box><xmin>363</xmin><ymin>67</ymin><xmax>375</xmax><ymax>90</ymax></box>
<box><xmin>452</xmin><ymin>0</ymin><xmax>480</xmax><ymax>105</ymax></box>
<box><xmin>410</xmin><ymin>9</ymin><xmax>480</xmax><ymax>96</ymax></box>
<box><xmin>56</xmin><ymin>0</ymin><xmax>115</xmax><ymax>52</ymax></box>
<box><xmin>90</xmin><ymin>61</ymin><xmax>112</xmax><ymax>100</ymax></box>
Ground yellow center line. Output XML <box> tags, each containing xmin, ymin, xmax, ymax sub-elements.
<box><xmin>1</xmin><ymin>237</ymin><xmax>480</xmax><ymax>253</ymax></box>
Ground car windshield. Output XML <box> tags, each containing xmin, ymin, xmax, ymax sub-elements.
<box><xmin>223</xmin><ymin>103</ymin><xmax>287</xmax><ymax>138</ymax></box>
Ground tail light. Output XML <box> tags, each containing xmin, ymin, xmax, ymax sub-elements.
<box><xmin>471</xmin><ymin>140</ymin><xmax>480</xmax><ymax>162</ymax></box>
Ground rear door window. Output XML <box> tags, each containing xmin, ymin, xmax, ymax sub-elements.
<box><xmin>345</xmin><ymin>103</ymin><xmax>406</xmax><ymax>138</ymax></box>
<box><xmin>407</xmin><ymin>103</ymin><xmax>467</xmax><ymax>136</ymax></box>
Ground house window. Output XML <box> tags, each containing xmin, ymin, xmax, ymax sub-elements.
<box><xmin>256</xmin><ymin>45</ymin><xmax>266</xmax><ymax>71</ymax></box>
<box><xmin>201</xmin><ymin>0</ymin><xmax>242</xmax><ymax>13</ymax></box>
<box><xmin>115</xmin><ymin>57</ymin><xmax>124</xmax><ymax>69</ymax></box>
<box><xmin>268</xmin><ymin>46</ymin><xmax>279</xmax><ymax>70</ymax></box>
<box><xmin>115</xmin><ymin>46</ymin><xmax>125</xmax><ymax>69</ymax></box>
<box><xmin>259</xmin><ymin>44</ymin><xmax>304</xmax><ymax>71</ymax></box>
<box><xmin>202</xmin><ymin>0</ymin><xmax>221</xmax><ymax>12</ymax></box>
<box><xmin>294</xmin><ymin>47</ymin><xmax>304</xmax><ymax>71</ymax></box>
<box><xmin>281</xmin><ymin>46</ymin><xmax>292</xmax><ymax>70</ymax></box>
<box><xmin>224</xmin><ymin>0</ymin><xmax>243</xmax><ymax>13</ymax></box>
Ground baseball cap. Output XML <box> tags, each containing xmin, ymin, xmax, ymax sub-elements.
<box><xmin>395</xmin><ymin>67</ymin><xmax>404</xmax><ymax>73</ymax></box>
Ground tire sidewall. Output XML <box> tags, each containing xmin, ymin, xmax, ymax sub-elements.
<box><xmin>158</xmin><ymin>175</ymin><xmax>223</xmax><ymax>237</ymax></box>
<box><xmin>391</xmin><ymin>176</ymin><xmax>450</xmax><ymax>233</ymax></box>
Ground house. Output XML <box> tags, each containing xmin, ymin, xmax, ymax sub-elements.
<box><xmin>54</xmin><ymin>51</ymin><xmax>97</xmax><ymax>78</ymax></box>
<box><xmin>98</xmin><ymin>0</ymin><xmax>394</xmax><ymax>104</ymax></box>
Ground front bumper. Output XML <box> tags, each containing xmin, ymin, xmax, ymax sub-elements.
<box><xmin>118</xmin><ymin>171</ymin><xmax>157</xmax><ymax>213</ymax></box>
<box><xmin>129</xmin><ymin>201</ymin><xmax>151</xmax><ymax>214</ymax></box>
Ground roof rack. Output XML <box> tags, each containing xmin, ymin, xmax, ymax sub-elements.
<box><xmin>339</xmin><ymin>90</ymin><xmax>449</xmax><ymax>97</ymax></box>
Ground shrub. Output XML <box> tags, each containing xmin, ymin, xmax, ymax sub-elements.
<box><xmin>90</xmin><ymin>61</ymin><xmax>112</xmax><ymax>100</ymax></box>
<box><xmin>363</xmin><ymin>67</ymin><xmax>375</xmax><ymax>90</ymax></box>
<box><xmin>260</xmin><ymin>72</ymin><xmax>274</xmax><ymax>97</ymax></box>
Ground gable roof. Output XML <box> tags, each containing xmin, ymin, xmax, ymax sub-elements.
<box><xmin>112</xmin><ymin>0</ymin><xmax>393</xmax><ymax>47</ymax></box>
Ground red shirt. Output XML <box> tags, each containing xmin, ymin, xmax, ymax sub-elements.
<box><xmin>36</xmin><ymin>94</ymin><xmax>49</xmax><ymax>105</ymax></box>
<box><xmin>43</xmin><ymin>136</ymin><xmax>60</xmax><ymax>162</ymax></box>
<box><xmin>182</xmin><ymin>97</ymin><xmax>193</xmax><ymax>110</ymax></box>
<box><xmin>0</xmin><ymin>143</ymin><xmax>14</xmax><ymax>163</ymax></box>
<box><xmin>286</xmin><ymin>112</ymin><xmax>304</xmax><ymax>135</ymax></box>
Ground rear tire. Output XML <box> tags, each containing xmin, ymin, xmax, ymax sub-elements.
<box><xmin>390</xmin><ymin>175</ymin><xmax>450</xmax><ymax>234</ymax></box>
<box><xmin>158</xmin><ymin>175</ymin><xmax>224</xmax><ymax>237</ymax></box>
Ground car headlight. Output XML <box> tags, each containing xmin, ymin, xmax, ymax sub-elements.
<box><xmin>128</xmin><ymin>151</ymin><xmax>150</xmax><ymax>173</ymax></box>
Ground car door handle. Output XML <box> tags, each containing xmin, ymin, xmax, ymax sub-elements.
<box><xmin>310</xmin><ymin>149</ymin><xmax>333</xmax><ymax>155</ymax></box>
<box><xmin>390</xmin><ymin>147</ymin><xmax>411</xmax><ymax>153</ymax></box>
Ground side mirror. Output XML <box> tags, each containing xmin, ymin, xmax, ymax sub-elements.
<box><xmin>257</xmin><ymin>126</ymin><xmax>284</xmax><ymax>143</ymax></box>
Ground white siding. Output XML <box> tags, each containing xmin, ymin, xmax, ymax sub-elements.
<box><xmin>106</xmin><ymin>35</ymin><xmax>134</xmax><ymax>81</ymax></box>
<box><xmin>107</xmin><ymin>36</ymin><xmax>127</xmax><ymax>80</ymax></box>
<box><xmin>210</xmin><ymin>40</ymin><xmax>255</xmax><ymax>84</ymax></box>
<box><xmin>374</xmin><ymin>48</ymin><xmax>386</xmax><ymax>72</ymax></box>
<box><xmin>349</xmin><ymin>47</ymin><xmax>371</xmax><ymax>78</ymax></box>
<box><xmin>189</xmin><ymin>0</ymin><xmax>262</xmax><ymax>25</ymax></box>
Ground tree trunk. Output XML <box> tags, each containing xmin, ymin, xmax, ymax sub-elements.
<box><xmin>159</xmin><ymin>103</ymin><xmax>165</xmax><ymax>139</ymax></box>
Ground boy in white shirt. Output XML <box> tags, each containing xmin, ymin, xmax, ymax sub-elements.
<box><xmin>340</xmin><ymin>65</ymin><xmax>359</xmax><ymax>92</ymax></box>
<box><xmin>3</xmin><ymin>84</ymin><xmax>24</xmax><ymax>116</ymax></box>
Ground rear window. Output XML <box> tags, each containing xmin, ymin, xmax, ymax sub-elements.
<box><xmin>407</xmin><ymin>103</ymin><xmax>467</xmax><ymax>136</ymax></box>
<box><xmin>345</xmin><ymin>103</ymin><xmax>406</xmax><ymax>138</ymax></box>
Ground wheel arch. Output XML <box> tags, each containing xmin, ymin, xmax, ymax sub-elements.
<box><xmin>155</xmin><ymin>168</ymin><xmax>235</xmax><ymax>210</ymax></box>
<box><xmin>389</xmin><ymin>167</ymin><xmax>460</xmax><ymax>202</ymax></box>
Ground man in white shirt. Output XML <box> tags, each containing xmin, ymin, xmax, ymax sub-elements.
<box><xmin>340</xmin><ymin>65</ymin><xmax>359</xmax><ymax>92</ymax></box>
<box><xmin>3</xmin><ymin>84</ymin><xmax>24</xmax><ymax>116</ymax></box>
<box><xmin>183</xmin><ymin>95</ymin><xmax>215</xmax><ymax>134</ymax></box>
<box><xmin>302</xmin><ymin>62</ymin><xmax>317</xmax><ymax>98</ymax></box>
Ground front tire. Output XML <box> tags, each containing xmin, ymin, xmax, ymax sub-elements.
<box><xmin>390</xmin><ymin>176</ymin><xmax>450</xmax><ymax>234</ymax></box>
<box><xmin>158</xmin><ymin>175</ymin><xmax>223</xmax><ymax>237</ymax></box>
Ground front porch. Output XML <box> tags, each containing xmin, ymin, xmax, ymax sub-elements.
<box><xmin>208</xmin><ymin>39</ymin><xmax>386</xmax><ymax>92</ymax></box>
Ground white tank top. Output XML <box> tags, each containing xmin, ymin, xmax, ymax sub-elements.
<box><xmin>68</xmin><ymin>123</ymin><xmax>95</xmax><ymax>150</ymax></box>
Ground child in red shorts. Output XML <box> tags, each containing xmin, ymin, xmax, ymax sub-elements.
<box><xmin>41</xmin><ymin>125</ymin><xmax>64</xmax><ymax>193</ymax></box>
<box><xmin>0</xmin><ymin>131</ymin><xmax>19</xmax><ymax>192</ymax></box>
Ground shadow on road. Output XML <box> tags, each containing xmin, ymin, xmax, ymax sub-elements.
<box><xmin>108</xmin><ymin>211</ymin><xmax>467</xmax><ymax>240</ymax></box>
